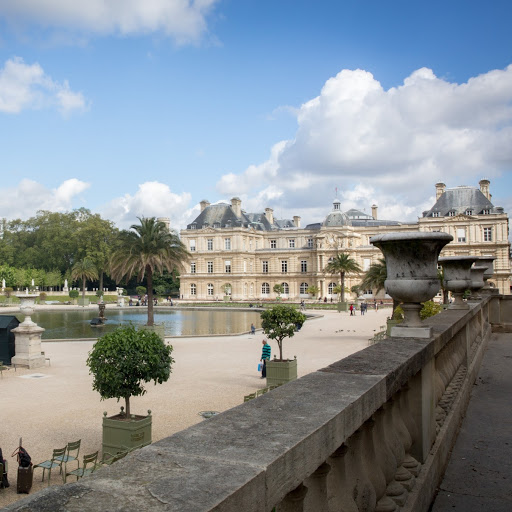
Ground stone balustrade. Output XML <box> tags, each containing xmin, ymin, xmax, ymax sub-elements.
<box><xmin>6</xmin><ymin>295</ymin><xmax>509</xmax><ymax>512</ymax></box>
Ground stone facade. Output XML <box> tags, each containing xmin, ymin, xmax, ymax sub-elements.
<box><xmin>179</xmin><ymin>181</ymin><xmax>511</xmax><ymax>300</ymax></box>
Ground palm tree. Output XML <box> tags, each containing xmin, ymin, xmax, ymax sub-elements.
<box><xmin>71</xmin><ymin>257</ymin><xmax>99</xmax><ymax>303</ymax></box>
<box><xmin>110</xmin><ymin>217</ymin><xmax>189</xmax><ymax>326</ymax></box>
<box><xmin>323</xmin><ymin>253</ymin><xmax>361</xmax><ymax>303</ymax></box>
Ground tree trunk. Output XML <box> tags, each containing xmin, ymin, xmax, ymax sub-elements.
<box><xmin>99</xmin><ymin>271</ymin><xmax>104</xmax><ymax>294</ymax></box>
<box><xmin>278</xmin><ymin>340</ymin><xmax>283</xmax><ymax>361</ymax></box>
<box><xmin>82</xmin><ymin>276</ymin><xmax>86</xmax><ymax>301</ymax></box>
<box><xmin>340</xmin><ymin>272</ymin><xmax>345</xmax><ymax>302</ymax></box>
<box><xmin>125</xmin><ymin>395</ymin><xmax>131</xmax><ymax>418</ymax></box>
<box><xmin>146</xmin><ymin>267</ymin><xmax>154</xmax><ymax>326</ymax></box>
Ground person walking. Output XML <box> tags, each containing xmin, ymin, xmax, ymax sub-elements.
<box><xmin>261</xmin><ymin>339</ymin><xmax>271</xmax><ymax>379</ymax></box>
<box><xmin>250</xmin><ymin>323</ymin><xmax>256</xmax><ymax>335</ymax></box>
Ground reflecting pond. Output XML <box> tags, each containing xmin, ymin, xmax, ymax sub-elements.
<box><xmin>16</xmin><ymin>309</ymin><xmax>262</xmax><ymax>339</ymax></box>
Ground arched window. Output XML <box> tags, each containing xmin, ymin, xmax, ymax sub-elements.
<box><xmin>207</xmin><ymin>283</ymin><xmax>214</xmax><ymax>296</ymax></box>
<box><xmin>190</xmin><ymin>284</ymin><xmax>196</xmax><ymax>296</ymax></box>
<box><xmin>261</xmin><ymin>282</ymin><xmax>270</xmax><ymax>295</ymax></box>
<box><xmin>328</xmin><ymin>282</ymin><xmax>337</xmax><ymax>295</ymax></box>
<box><xmin>281</xmin><ymin>282</ymin><xmax>289</xmax><ymax>295</ymax></box>
<box><xmin>300</xmin><ymin>282</ymin><xmax>309</xmax><ymax>294</ymax></box>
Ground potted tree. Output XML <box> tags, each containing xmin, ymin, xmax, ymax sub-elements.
<box><xmin>260</xmin><ymin>304</ymin><xmax>306</xmax><ymax>386</ymax></box>
<box><xmin>324</xmin><ymin>253</ymin><xmax>361</xmax><ymax>312</ymax></box>
<box><xmin>69</xmin><ymin>289</ymin><xmax>79</xmax><ymax>305</ymax></box>
<box><xmin>273</xmin><ymin>283</ymin><xmax>284</xmax><ymax>301</ymax></box>
<box><xmin>86</xmin><ymin>325</ymin><xmax>174</xmax><ymax>456</ymax></box>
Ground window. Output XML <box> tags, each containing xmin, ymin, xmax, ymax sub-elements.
<box><xmin>207</xmin><ymin>283</ymin><xmax>214</xmax><ymax>296</ymax></box>
<box><xmin>363</xmin><ymin>258</ymin><xmax>371</xmax><ymax>271</ymax></box>
<box><xmin>364</xmin><ymin>289</ymin><xmax>373</xmax><ymax>295</ymax></box>
<box><xmin>300</xmin><ymin>282</ymin><xmax>309</xmax><ymax>294</ymax></box>
<box><xmin>225</xmin><ymin>238</ymin><xmax>231</xmax><ymax>250</ymax></box>
<box><xmin>301</xmin><ymin>260</ymin><xmax>307</xmax><ymax>273</ymax></box>
<box><xmin>282</xmin><ymin>282</ymin><xmax>289</xmax><ymax>295</ymax></box>
<box><xmin>328</xmin><ymin>282</ymin><xmax>337</xmax><ymax>295</ymax></box>
<box><xmin>432</xmin><ymin>212</ymin><xmax>440</xmax><ymax>217</ymax></box>
<box><xmin>190</xmin><ymin>239</ymin><xmax>196</xmax><ymax>252</ymax></box>
<box><xmin>465</xmin><ymin>210</ymin><xmax>473</xmax><ymax>216</ymax></box>
<box><xmin>243</xmin><ymin>261</ymin><xmax>247</xmax><ymax>273</ymax></box>
<box><xmin>207</xmin><ymin>261</ymin><xmax>214</xmax><ymax>273</ymax></box>
<box><xmin>307</xmin><ymin>238</ymin><xmax>313</xmax><ymax>248</ymax></box>
<box><xmin>457</xmin><ymin>228</ymin><xmax>466</xmax><ymax>243</ymax></box>
<box><xmin>255</xmin><ymin>240</ymin><xmax>258</xmax><ymax>250</ymax></box>
<box><xmin>483</xmin><ymin>227</ymin><xmax>492</xmax><ymax>241</ymax></box>
<box><xmin>270</xmin><ymin>239</ymin><xmax>277</xmax><ymax>249</ymax></box>
<box><xmin>207</xmin><ymin>239</ymin><xmax>213</xmax><ymax>251</ymax></box>
<box><xmin>288</xmin><ymin>239</ymin><xmax>295</xmax><ymax>248</ymax></box>
<box><xmin>225</xmin><ymin>260</ymin><xmax>231</xmax><ymax>273</ymax></box>
<box><xmin>448</xmin><ymin>211</ymin><xmax>456</xmax><ymax>217</ymax></box>
<box><xmin>281</xmin><ymin>260</ymin><xmax>288</xmax><ymax>273</ymax></box>
<box><xmin>213</xmin><ymin>222</ymin><xmax>220</xmax><ymax>228</ymax></box>
<box><xmin>262</xmin><ymin>261</ymin><xmax>268</xmax><ymax>273</ymax></box>
<box><xmin>190</xmin><ymin>223</ymin><xmax>197</xmax><ymax>229</ymax></box>
<box><xmin>190</xmin><ymin>284</ymin><xmax>196</xmax><ymax>296</ymax></box>
<box><xmin>262</xmin><ymin>282</ymin><xmax>270</xmax><ymax>295</ymax></box>
<box><xmin>482</xmin><ymin>209</ymin><xmax>491</xmax><ymax>215</ymax></box>
<box><xmin>190</xmin><ymin>262</ymin><xmax>196</xmax><ymax>274</ymax></box>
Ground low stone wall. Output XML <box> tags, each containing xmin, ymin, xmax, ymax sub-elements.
<box><xmin>5</xmin><ymin>298</ymin><xmax>496</xmax><ymax>512</ymax></box>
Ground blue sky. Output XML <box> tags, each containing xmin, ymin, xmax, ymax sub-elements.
<box><xmin>1</xmin><ymin>0</ymin><xmax>511</xmax><ymax>230</ymax></box>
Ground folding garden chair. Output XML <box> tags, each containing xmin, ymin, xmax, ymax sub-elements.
<box><xmin>33</xmin><ymin>446</ymin><xmax>67</xmax><ymax>483</ymax></box>
<box><xmin>54</xmin><ymin>440</ymin><xmax>81</xmax><ymax>482</ymax></box>
<box><xmin>66</xmin><ymin>451</ymin><xmax>98</xmax><ymax>481</ymax></box>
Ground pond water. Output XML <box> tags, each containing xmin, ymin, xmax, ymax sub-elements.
<box><xmin>17</xmin><ymin>308</ymin><xmax>262</xmax><ymax>339</ymax></box>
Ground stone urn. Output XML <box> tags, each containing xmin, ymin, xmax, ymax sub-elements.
<box><xmin>468</xmin><ymin>266</ymin><xmax>487</xmax><ymax>301</ymax></box>
<box><xmin>438</xmin><ymin>256</ymin><xmax>479</xmax><ymax>309</ymax></box>
<box><xmin>475</xmin><ymin>256</ymin><xmax>496</xmax><ymax>295</ymax></box>
<box><xmin>371</xmin><ymin>232</ymin><xmax>452</xmax><ymax>338</ymax></box>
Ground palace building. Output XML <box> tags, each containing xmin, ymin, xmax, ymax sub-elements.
<box><xmin>179</xmin><ymin>180</ymin><xmax>511</xmax><ymax>301</ymax></box>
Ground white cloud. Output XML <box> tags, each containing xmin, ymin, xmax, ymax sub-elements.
<box><xmin>216</xmin><ymin>64</ymin><xmax>512</xmax><ymax>226</ymax></box>
<box><xmin>101</xmin><ymin>181</ymin><xmax>192</xmax><ymax>229</ymax></box>
<box><xmin>0</xmin><ymin>178</ymin><xmax>90</xmax><ymax>219</ymax></box>
<box><xmin>0</xmin><ymin>0</ymin><xmax>219</xmax><ymax>44</ymax></box>
<box><xmin>0</xmin><ymin>57</ymin><xmax>88</xmax><ymax>114</ymax></box>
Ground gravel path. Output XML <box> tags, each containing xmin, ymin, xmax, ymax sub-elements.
<box><xmin>0</xmin><ymin>306</ymin><xmax>389</xmax><ymax>508</ymax></box>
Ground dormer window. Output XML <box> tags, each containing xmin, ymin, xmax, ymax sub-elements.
<box><xmin>482</xmin><ymin>209</ymin><xmax>491</xmax><ymax>215</ymax></box>
<box><xmin>432</xmin><ymin>212</ymin><xmax>440</xmax><ymax>218</ymax></box>
<box><xmin>448</xmin><ymin>211</ymin><xmax>456</xmax><ymax>217</ymax></box>
<box><xmin>465</xmin><ymin>210</ymin><xmax>473</xmax><ymax>216</ymax></box>
<box><xmin>213</xmin><ymin>222</ymin><xmax>220</xmax><ymax>228</ymax></box>
<box><xmin>190</xmin><ymin>223</ymin><xmax>197</xmax><ymax>229</ymax></box>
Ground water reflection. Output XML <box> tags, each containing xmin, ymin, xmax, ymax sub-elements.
<box><xmin>15</xmin><ymin>309</ymin><xmax>261</xmax><ymax>339</ymax></box>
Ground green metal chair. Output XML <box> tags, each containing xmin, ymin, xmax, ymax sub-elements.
<box><xmin>34</xmin><ymin>446</ymin><xmax>67</xmax><ymax>483</ymax></box>
<box><xmin>54</xmin><ymin>440</ymin><xmax>81</xmax><ymax>481</ymax></box>
<box><xmin>66</xmin><ymin>451</ymin><xmax>98</xmax><ymax>481</ymax></box>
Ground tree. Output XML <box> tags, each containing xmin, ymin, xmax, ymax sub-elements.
<box><xmin>273</xmin><ymin>283</ymin><xmax>284</xmax><ymax>299</ymax></box>
<box><xmin>307</xmin><ymin>284</ymin><xmax>320</xmax><ymax>298</ymax></box>
<box><xmin>71</xmin><ymin>257</ymin><xmax>99</xmax><ymax>302</ymax></box>
<box><xmin>86</xmin><ymin>325</ymin><xmax>174</xmax><ymax>417</ymax></box>
<box><xmin>260</xmin><ymin>305</ymin><xmax>306</xmax><ymax>361</ymax></box>
<box><xmin>324</xmin><ymin>253</ymin><xmax>361</xmax><ymax>303</ymax></box>
<box><xmin>359</xmin><ymin>258</ymin><xmax>387</xmax><ymax>295</ymax></box>
<box><xmin>110</xmin><ymin>217</ymin><xmax>189</xmax><ymax>326</ymax></box>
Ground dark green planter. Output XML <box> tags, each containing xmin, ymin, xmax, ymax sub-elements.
<box><xmin>337</xmin><ymin>301</ymin><xmax>348</xmax><ymax>312</ymax></box>
<box><xmin>140</xmin><ymin>324</ymin><xmax>166</xmax><ymax>340</ymax></box>
<box><xmin>102</xmin><ymin>410</ymin><xmax>152</xmax><ymax>457</ymax></box>
<box><xmin>266</xmin><ymin>357</ymin><xmax>297</xmax><ymax>386</ymax></box>
<box><xmin>78</xmin><ymin>298</ymin><xmax>90</xmax><ymax>307</ymax></box>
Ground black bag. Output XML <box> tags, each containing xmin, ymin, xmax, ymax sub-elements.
<box><xmin>17</xmin><ymin>447</ymin><xmax>31</xmax><ymax>468</ymax></box>
<box><xmin>0</xmin><ymin>447</ymin><xmax>9</xmax><ymax>489</ymax></box>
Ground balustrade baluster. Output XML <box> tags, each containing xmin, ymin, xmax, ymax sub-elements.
<box><xmin>326</xmin><ymin>445</ymin><xmax>359</xmax><ymax>512</ymax></box>
<box><xmin>278</xmin><ymin>483</ymin><xmax>308</xmax><ymax>512</ymax></box>
<box><xmin>304</xmin><ymin>462</ymin><xmax>331</xmax><ymax>512</ymax></box>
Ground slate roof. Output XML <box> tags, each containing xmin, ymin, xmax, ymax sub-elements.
<box><xmin>187</xmin><ymin>204</ymin><xmax>297</xmax><ymax>231</ymax></box>
<box><xmin>423</xmin><ymin>186</ymin><xmax>496</xmax><ymax>217</ymax></box>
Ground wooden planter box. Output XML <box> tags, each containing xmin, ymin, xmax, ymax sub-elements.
<box><xmin>102</xmin><ymin>411</ymin><xmax>152</xmax><ymax>457</ymax></box>
<box><xmin>77</xmin><ymin>298</ymin><xmax>90</xmax><ymax>307</ymax></box>
<box><xmin>337</xmin><ymin>301</ymin><xmax>348</xmax><ymax>312</ymax></box>
<box><xmin>140</xmin><ymin>324</ymin><xmax>166</xmax><ymax>340</ymax></box>
<box><xmin>266</xmin><ymin>357</ymin><xmax>297</xmax><ymax>387</ymax></box>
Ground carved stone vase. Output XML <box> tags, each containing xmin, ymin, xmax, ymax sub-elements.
<box><xmin>468</xmin><ymin>266</ymin><xmax>487</xmax><ymax>301</ymax></box>
<box><xmin>438</xmin><ymin>256</ymin><xmax>479</xmax><ymax>309</ymax></box>
<box><xmin>475</xmin><ymin>256</ymin><xmax>496</xmax><ymax>295</ymax></box>
<box><xmin>371</xmin><ymin>232</ymin><xmax>453</xmax><ymax>338</ymax></box>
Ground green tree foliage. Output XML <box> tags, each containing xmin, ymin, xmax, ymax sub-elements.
<box><xmin>110</xmin><ymin>217</ymin><xmax>189</xmax><ymax>326</ymax></box>
<box><xmin>71</xmin><ymin>257</ymin><xmax>99</xmax><ymax>301</ymax></box>
<box><xmin>324</xmin><ymin>253</ymin><xmax>361</xmax><ymax>303</ymax></box>
<box><xmin>260</xmin><ymin>305</ymin><xmax>306</xmax><ymax>361</ymax></box>
<box><xmin>307</xmin><ymin>284</ymin><xmax>320</xmax><ymax>298</ymax></box>
<box><xmin>420</xmin><ymin>300</ymin><xmax>443</xmax><ymax>320</ymax></box>
<box><xmin>273</xmin><ymin>283</ymin><xmax>284</xmax><ymax>297</ymax></box>
<box><xmin>69</xmin><ymin>289</ymin><xmax>79</xmax><ymax>299</ymax></box>
<box><xmin>86</xmin><ymin>325</ymin><xmax>174</xmax><ymax>417</ymax></box>
<box><xmin>136</xmin><ymin>286</ymin><xmax>147</xmax><ymax>296</ymax></box>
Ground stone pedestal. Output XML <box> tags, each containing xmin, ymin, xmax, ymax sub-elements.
<box><xmin>11</xmin><ymin>294</ymin><xmax>45</xmax><ymax>369</ymax></box>
<box><xmin>11</xmin><ymin>324</ymin><xmax>45</xmax><ymax>369</ymax></box>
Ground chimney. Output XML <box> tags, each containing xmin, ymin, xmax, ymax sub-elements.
<box><xmin>371</xmin><ymin>204</ymin><xmax>378</xmax><ymax>220</ymax></box>
<box><xmin>231</xmin><ymin>197</ymin><xmax>242</xmax><ymax>218</ymax></box>
<box><xmin>435</xmin><ymin>182</ymin><xmax>446</xmax><ymax>200</ymax></box>
<box><xmin>293</xmin><ymin>216</ymin><xmax>301</xmax><ymax>228</ymax></box>
<box><xmin>479</xmin><ymin>179</ymin><xmax>491</xmax><ymax>200</ymax></box>
<box><xmin>264</xmin><ymin>207</ymin><xmax>274</xmax><ymax>225</ymax></box>
<box><xmin>200</xmin><ymin>199</ymin><xmax>210</xmax><ymax>212</ymax></box>
<box><xmin>157</xmin><ymin>217</ymin><xmax>170</xmax><ymax>232</ymax></box>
